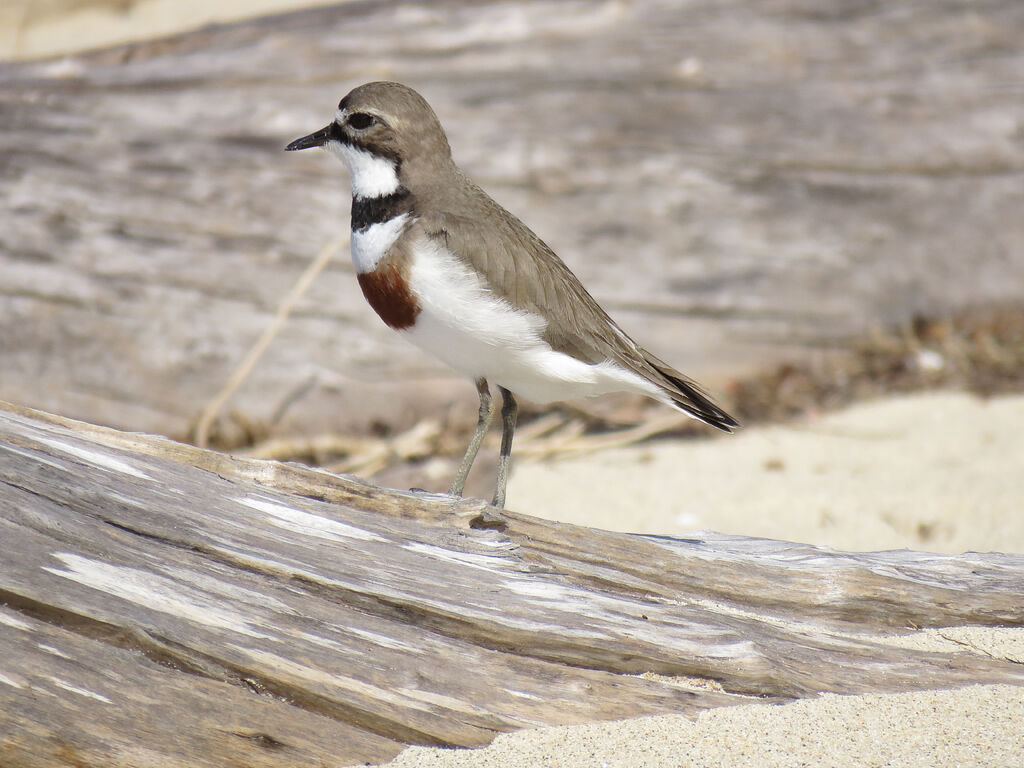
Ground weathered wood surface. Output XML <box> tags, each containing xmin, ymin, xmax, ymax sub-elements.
<box><xmin>3</xmin><ymin>0</ymin><xmax>1024</xmax><ymax>442</ymax></box>
<box><xmin>1</xmin><ymin>401</ymin><xmax>1022</xmax><ymax>767</ymax></box>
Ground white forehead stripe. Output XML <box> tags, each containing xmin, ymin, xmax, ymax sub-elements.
<box><xmin>326</xmin><ymin>139</ymin><xmax>400</xmax><ymax>199</ymax></box>
<box><xmin>350</xmin><ymin>213</ymin><xmax>410</xmax><ymax>274</ymax></box>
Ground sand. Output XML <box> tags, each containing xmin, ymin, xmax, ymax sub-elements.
<box><xmin>381</xmin><ymin>685</ymin><xmax>1024</xmax><ymax>768</ymax></box>
<box><xmin>7</xmin><ymin>7</ymin><xmax>1023</xmax><ymax>765</ymax></box>
<box><xmin>0</xmin><ymin>0</ymin><xmax>342</xmax><ymax>61</ymax></box>
<box><xmin>508</xmin><ymin>391</ymin><xmax>1024</xmax><ymax>555</ymax></box>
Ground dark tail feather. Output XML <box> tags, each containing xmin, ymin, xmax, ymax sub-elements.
<box><xmin>650</xmin><ymin>360</ymin><xmax>739</xmax><ymax>433</ymax></box>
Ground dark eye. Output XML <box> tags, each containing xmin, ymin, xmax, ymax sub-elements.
<box><xmin>348</xmin><ymin>112</ymin><xmax>374</xmax><ymax>130</ymax></box>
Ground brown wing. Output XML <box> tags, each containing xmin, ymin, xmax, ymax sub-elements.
<box><xmin>418</xmin><ymin>181</ymin><xmax>738</xmax><ymax>432</ymax></box>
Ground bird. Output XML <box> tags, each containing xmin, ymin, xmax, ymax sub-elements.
<box><xmin>286</xmin><ymin>81</ymin><xmax>738</xmax><ymax>509</ymax></box>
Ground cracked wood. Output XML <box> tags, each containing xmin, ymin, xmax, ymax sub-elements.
<box><xmin>1</xmin><ymin>400</ymin><xmax>1023</xmax><ymax>767</ymax></box>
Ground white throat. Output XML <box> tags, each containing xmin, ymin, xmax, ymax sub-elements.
<box><xmin>326</xmin><ymin>140</ymin><xmax>400</xmax><ymax>199</ymax></box>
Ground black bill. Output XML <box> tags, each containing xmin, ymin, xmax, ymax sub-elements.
<box><xmin>285</xmin><ymin>123</ymin><xmax>338</xmax><ymax>151</ymax></box>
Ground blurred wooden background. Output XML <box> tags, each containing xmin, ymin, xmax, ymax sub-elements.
<box><xmin>2</xmin><ymin>0</ymin><xmax>1023</xmax><ymax>445</ymax></box>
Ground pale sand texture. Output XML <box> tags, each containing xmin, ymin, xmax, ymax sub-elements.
<box><xmin>381</xmin><ymin>685</ymin><xmax>1024</xmax><ymax>768</ymax></box>
<box><xmin>507</xmin><ymin>391</ymin><xmax>1024</xmax><ymax>555</ymax></box>
<box><xmin>0</xmin><ymin>0</ymin><xmax>342</xmax><ymax>60</ymax></box>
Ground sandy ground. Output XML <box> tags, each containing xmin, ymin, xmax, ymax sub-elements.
<box><xmin>508</xmin><ymin>391</ymin><xmax>1024</xmax><ymax>555</ymax></box>
<box><xmin>0</xmin><ymin>0</ymin><xmax>341</xmax><ymax>60</ymax></box>
<box><xmin>7</xmin><ymin>5</ymin><xmax>1024</xmax><ymax>766</ymax></box>
<box><xmin>382</xmin><ymin>685</ymin><xmax>1024</xmax><ymax>768</ymax></box>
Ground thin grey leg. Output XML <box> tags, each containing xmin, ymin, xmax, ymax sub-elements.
<box><xmin>449</xmin><ymin>378</ymin><xmax>493</xmax><ymax>498</ymax></box>
<box><xmin>492</xmin><ymin>386</ymin><xmax>518</xmax><ymax>509</ymax></box>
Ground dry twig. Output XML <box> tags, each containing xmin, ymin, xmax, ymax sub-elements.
<box><xmin>193</xmin><ymin>234</ymin><xmax>348</xmax><ymax>447</ymax></box>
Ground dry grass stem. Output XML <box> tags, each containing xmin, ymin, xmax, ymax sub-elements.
<box><xmin>192</xmin><ymin>234</ymin><xmax>348</xmax><ymax>448</ymax></box>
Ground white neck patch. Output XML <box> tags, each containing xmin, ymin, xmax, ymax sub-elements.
<box><xmin>326</xmin><ymin>140</ymin><xmax>400</xmax><ymax>199</ymax></box>
<box><xmin>350</xmin><ymin>213</ymin><xmax>410</xmax><ymax>274</ymax></box>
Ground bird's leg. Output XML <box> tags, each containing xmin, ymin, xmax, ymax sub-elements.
<box><xmin>449</xmin><ymin>378</ymin><xmax>493</xmax><ymax>498</ymax></box>
<box><xmin>492</xmin><ymin>387</ymin><xmax>518</xmax><ymax>509</ymax></box>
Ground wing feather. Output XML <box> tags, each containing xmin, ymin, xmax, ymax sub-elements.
<box><xmin>418</xmin><ymin>182</ymin><xmax>738</xmax><ymax>432</ymax></box>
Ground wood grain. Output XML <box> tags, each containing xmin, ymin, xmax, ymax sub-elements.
<box><xmin>1</xmin><ymin>399</ymin><xmax>1022</xmax><ymax>766</ymax></box>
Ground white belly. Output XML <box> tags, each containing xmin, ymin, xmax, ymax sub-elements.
<box><xmin>402</xmin><ymin>237</ymin><xmax>663</xmax><ymax>405</ymax></box>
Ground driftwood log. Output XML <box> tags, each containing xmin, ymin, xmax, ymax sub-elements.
<box><xmin>1</xmin><ymin>399</ymin><xmax>1022</xmax><ymax>767</ymax></box>
<box><xmin>3</xmin><ymin>0</ymin><xmax>1024</xmax><ymax>443</ymax></box>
